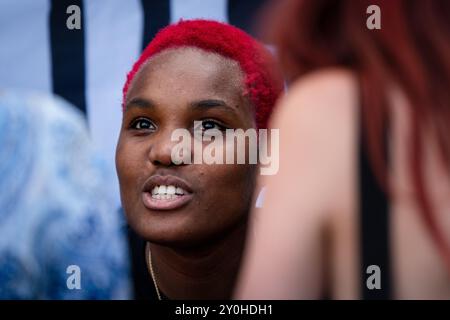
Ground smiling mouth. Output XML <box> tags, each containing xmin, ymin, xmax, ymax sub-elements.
<box><xmin>141</xmin><ymin>176</ymin><xmax>194</xmax><ymax>211</ymax></box>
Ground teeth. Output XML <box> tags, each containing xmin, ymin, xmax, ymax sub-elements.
<box><xmin>167</xmin><ymin>185</ymin><xmax>176</xmax><ymax>195</ymax></box>
<box><xmin>158</xmin><ymin>185</ymin><xmax>167</xmax><ymax>194</ymax></box>
<box><xmin>151</xmin><ymin>193</ymin><xmax>182</xmax><ymax>200</ymax></box>
<box><xmin>150</xmin><ymin>185</ymin><xmax>187</xmax><ymax>196</ymax></box>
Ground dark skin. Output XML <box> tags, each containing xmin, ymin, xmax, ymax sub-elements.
<box><xmin>116</xmin><ymin>47</ymin><xmax>257</xmax><ymax>299</ymax></box>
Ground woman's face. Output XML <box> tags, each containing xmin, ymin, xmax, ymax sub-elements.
<box><xmin>116</xmin><ymin>47</ymin><xmax>256</xmax><ymax>247</ymax></box>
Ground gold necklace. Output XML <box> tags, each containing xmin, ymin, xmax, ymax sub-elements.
<box><xmin>145</xmin><ymin>242</ymin><xmax>162</xmax><ymax>300</ymax></box>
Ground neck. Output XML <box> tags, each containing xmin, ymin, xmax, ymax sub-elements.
<box><xmin>149</xmin><ymin>221</ymin><xmax>247</xmax><ymax>299</ymax></box>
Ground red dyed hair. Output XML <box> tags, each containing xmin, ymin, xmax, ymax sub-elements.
<box><xmin>267</xmin><ymin>0</ymin><xmax>450</xmax><ymax>269</ymax></box>
<box><xmin>123</xmin><ymin>19</ymin><xmax>283</xmax><ymax>129</ymax></box>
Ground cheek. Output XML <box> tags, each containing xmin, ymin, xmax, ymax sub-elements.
<box><xmin>116</xmin><ymin>138</ymin><xmax>143</xmax><ymax>191</ymax></box>
<box><xmin>199</xmin><ymin>163</ymin><xmax>256</xmax><ymax>207</ymax></box>
<box><xmin>115</xmin><ymin>139</ymin><xmax>129</xmax><ymax>184</ymax></box>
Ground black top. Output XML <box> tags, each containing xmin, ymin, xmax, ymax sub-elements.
<box><xmin>358</xmin><ymin>106</ymin><xmax>392</xmax><ymax>299</ymax></box>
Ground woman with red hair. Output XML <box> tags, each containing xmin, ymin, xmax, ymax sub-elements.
<box><xmin>116</xmin><ymin>19</ymin><xmax>283</xmax><ymax>299</ymax></box>
<box><xmin>236</xmin><ymin>0</ymin><xmax>450</xmax><ymax>299</ymax></box>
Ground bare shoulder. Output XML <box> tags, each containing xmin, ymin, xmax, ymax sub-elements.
<box><xmin>273</xmin><ymin>68</ymin><xmax>359</xmax><ymax>126</ymax></box>
<box><xmin>269</xmin><ymin>68</ymin><xmax>359</xmax><ymax>218</ymax></box>
<box><xmin>270</xmin><ymin>68</ymin><xmax>359</xmax><ymax>156</ymax></box>
<box><xmin>289</xmin><ymin>68</ymin><xmax>357</xmax><ymax>91</ymax></box>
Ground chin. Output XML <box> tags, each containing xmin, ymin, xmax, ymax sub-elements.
<box><xmin>143</xmin><ymin>232</ymin><xmax>208</xmax><ymax>249</ymax></box>
<box><xmin>129</xmin><ymin>218</ymin><xmax>202</xmax><ymax>247</ymax></box>
<box><xmin>142</xmin><ymin>224</ymin><xmax>229</xmax><ymax>249</ymax></box>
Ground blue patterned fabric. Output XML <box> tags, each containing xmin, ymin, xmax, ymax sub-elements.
<box><xmin>0</xmin><ymin>90</ymin><xmax>132</xmax><ymax>299</ymax></box>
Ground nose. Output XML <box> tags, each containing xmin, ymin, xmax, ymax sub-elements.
<box><xmin>147</xmin><ymin>127</ymin><xmax>180</xmax><ymax>167</ymax></box>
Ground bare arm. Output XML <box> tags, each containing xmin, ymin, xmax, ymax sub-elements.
<box><xmin>235</xmin><ymin>70</ymin><xmax>357</xmax><ymax>299</ymax></box>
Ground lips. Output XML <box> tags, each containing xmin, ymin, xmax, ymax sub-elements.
<box><xmin>141</xmin><ymin>175</ymin><xmax>194</xmax><ymax>211</ymax></box>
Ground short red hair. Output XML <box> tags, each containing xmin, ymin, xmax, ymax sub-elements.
<box><xmin>123</xmin><ymin>19</ymin><xmax>283</xmax><ymax>129</ymax></box>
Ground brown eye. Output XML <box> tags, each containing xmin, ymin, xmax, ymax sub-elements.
<box><xmin>130</xmin><ymin>118</ymin><xmax>156</xmax><ymax>131</ymax></box>
<box><xmin>201</xmin><ymin>120</ymin><xmax>226</xmax><ymax>131</ymax></box>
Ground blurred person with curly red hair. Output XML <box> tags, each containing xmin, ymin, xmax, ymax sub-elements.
<box><xmin>116</xmin><ymin>19</ymin><xmax>283</xmax><ymax>299</ymax></box>
<box><xmin>236</xmin><ymin>0</ymin><xmax>450</xmax><ymax>299</ymax></box>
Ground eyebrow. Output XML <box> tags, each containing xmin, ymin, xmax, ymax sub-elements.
<box><xmin>190</xmin><ymin>99</ymin><xmax>238</xmax><ymax>115</ymax></box>
<box><xmin>126</xmin><ymin>97</ymin><xmax>238</xmax><ymax>115</ymax></box>
<box><xmin>125</xmin><ymin>97</ymin><xmax>155</xmax><ymax>110</ymax></box>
